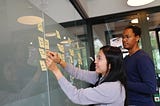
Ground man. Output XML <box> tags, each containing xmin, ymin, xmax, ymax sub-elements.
<box><xmin>122</xmin><ymin>25</ymin><xmax>157</xmax><ymax>106</ymax></box>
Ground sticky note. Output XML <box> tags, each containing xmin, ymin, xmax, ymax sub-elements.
<box><xmin>44</xmin><ymin>39</ymin><xmax>49</xmax><ymax>50</ymax></box>
<box><xmin>38</xmin><ymin>37</ymin><xmax>44</xmax><ymax>48</ymax></box>
<box><xmin>57</xmin><ymin>43</ymin><xmax>64</xmax><ymax>53</ymax></box>
<box><xmin>39</xmin><ymin>48</ymin><xmax>46</xmax><ymax>59</ymax></box>
<box><xmin>56</xmin><ymin>30</ymin><xmax>61</xmax><ymax>39</ymax></box>
<box><xmin>37</xmin><ymin>23</ymin><xmax>44</xmax><ymax>32</ymax></box>
<box><xmin>69</xmin><ymin>49</ymin><xmax>74</xmax><ymax>56</ymax></box>
<box><xmin>39</xmin><ymin>60</ymin><xmax>47</xmax><ymax>71</ymax></box>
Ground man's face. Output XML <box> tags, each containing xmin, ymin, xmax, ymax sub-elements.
<box><xmin>122</xmin><ymin>28</ymin><xmax>140</xmax><ymax>50</ymax></box>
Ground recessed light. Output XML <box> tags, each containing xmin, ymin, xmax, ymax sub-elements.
<box><xmin>127</xmin><ymin>0</ymin><xmax>155</xmax><ymax>6</ymax></box>
<box><xmin>60</xmin><ymin>37</ymin><xmax>73</xmax><ymax>44</ymax></box>
<box><xmin>45</xmin><ymin>32</ymin><xmax>56</xmax><ymax>37</ymax></box>
<box><xmin>131</xmin><ymin>17</ymin><xmax>149</xmax><ymax>23</ymax></box>
<box><xmin>17</xmin><ymin>16</ymin><xmax>43</xmax><ymax>25</ymax></box>
<box><xmin>131</xmin><ymin>18</ymin><xmax>138</xmax><ymax>23</ymax></box>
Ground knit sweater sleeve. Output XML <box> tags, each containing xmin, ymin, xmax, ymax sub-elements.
<box><xmin>64</xmin><ymin>63</ymin><xmax>99</xmax><ymax>84</ymax></box>
<box><xmin>58</xmin><ymin>76</ymin><xmax>125</xmax><ymax>105</ymax></box>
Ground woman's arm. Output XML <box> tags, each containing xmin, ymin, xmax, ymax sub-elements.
<box><xmin>58</xmin><ymin>78</ymin><xmax>125</xmax><ymax>105</ymax></box>
<box><xmin>46</xmin><ymin>50</ymin><xmax>98</xmax><ymax>84</ymax></box>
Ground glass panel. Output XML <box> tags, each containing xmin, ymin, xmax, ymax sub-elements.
<box><xmin>0</xmin><ymin>0</ymin><xmax>88</xmax><ymax>106</ymax></box>
<box><xmin>92</xmin><ymin>19</ymin><xmax>131</xmax><ymax>56</ymax></box>
<box><xmin>149</xmin><ymin>31</ymin><xmax>160</xmax><ymax>73</ymax></box>
<box><xmin>65</xmin><ymin>25</ymin><xmax>89</xmax><ymax>69</ymax></box>
<box><xmin>0</xmin><ymin>0</ymin><xmax>49</xmax><ymax>106</ymax></box>
<box><xmin>148</xmin><ymin>12</ymin><xmax>160</xmax><ymax>105</ymax></box>
<box><xmin>92</xmin><ymin>24</ymin><xmax>103</xmax><ymax>55</ymax></box>
<box><xmin>44</xmin><ymin>15</ymin><xmax>87</xmax><ymax>106</ymax></box>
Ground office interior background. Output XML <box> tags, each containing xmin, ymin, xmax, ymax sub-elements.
<box><xmin>0</xmin><ymin>0</ymin><xmax>160</xmax><ymax>106</ymax></box>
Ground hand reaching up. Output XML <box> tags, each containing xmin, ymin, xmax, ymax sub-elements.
<box><xmin>45</xmin><ymin>50</ymin><xmax>63</xmax><ymax>80</ymax></box>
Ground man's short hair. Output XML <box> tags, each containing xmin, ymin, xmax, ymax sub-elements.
<box><xmin>125</xmin><ymin>25</ymin><xmax>141</xmax><ymax>37</ymax></box>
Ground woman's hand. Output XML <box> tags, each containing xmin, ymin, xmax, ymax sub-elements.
<box><xmin>46</xmin><ymin>56</ymin><xmax>59</xmax><ymax>72</ymax></box>
<box><xmin>46</xmin><ymin>50</ymin><xmax>61</xmax><ymax>64</ymax></box>
<box><xmin>46</xmin><ymin>50</ymin><xmax>67</xmax><ymax>68</ymax></box>
<box><xmin>46</xmin><ymin>51</ymin><xmax>63</xmax><ymax>80</ymax></box>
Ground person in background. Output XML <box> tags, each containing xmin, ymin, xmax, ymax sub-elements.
<box><xmin>46</xmin><ymin>45</ymin><xmax>127</xmax><ymax>106</ymax></box>
<box><xmin>122</xmin><ymin>25</ymin><xmax>157</xmax><ymax>106</ymax></box>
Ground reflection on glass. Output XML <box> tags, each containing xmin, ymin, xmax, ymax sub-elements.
<box><xmin>0</xmin><ymin>0</ymin><xmax>87</xmax><ymax>106</ymax></box>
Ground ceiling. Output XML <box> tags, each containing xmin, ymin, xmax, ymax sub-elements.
<box><xmin>30</xmin><ymin>0</ymin><xmax>159</xmax><ymax>46</ymax></box>
<box><xmin>1</xmin><ymin>0</ymin><xmax>159</xmax><ymax>45</ymax></box>
<box><xmin>30</xmin><ymin>0</ymin><xmax>160</xmax><ymax>23</ymax></box>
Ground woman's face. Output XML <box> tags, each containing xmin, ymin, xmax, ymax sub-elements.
<box><xmin>95</xmin><ymin>50</ymin><xmax>108</xmax><ymax>76</ymax></box>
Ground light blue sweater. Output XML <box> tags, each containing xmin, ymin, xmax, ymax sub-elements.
<box><xmin>57</xmin><ymin>64</ymin><xmax>125</xmax><ymax>106</ymax></box>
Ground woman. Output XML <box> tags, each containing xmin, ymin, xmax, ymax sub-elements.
<box><xmin>46</xmin><ymin>45</ymin><xmax>126</xmax><ymax>106</ymax></box>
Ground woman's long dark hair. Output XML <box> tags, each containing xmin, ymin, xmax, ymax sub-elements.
<box><xmin>95</xmin><ymin>45</ymin><xmax>126</xmax><ymax>85</ymax></box>
<box><xmin>95</xmin><ymin>45</ymin><xmax>127</xmax><ymax>105</ymax></box>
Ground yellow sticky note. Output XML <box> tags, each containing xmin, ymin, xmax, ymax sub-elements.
<box><xmin>39</xmin><ymin>60</ymin><xmax>47</xmax><ymax>71</ymax></box>
<box><xmin>78</xmin><ymin>53</ymin><xmax>81</xmax><ymax>59</ymax></box>
<box><xmin>70</xmin><ymin>56</ymin><xmax>73</xmax><ymax>64</ymax></box>
<box><xmin>44</xmin><ymin>39</ymin><xmax>50</xmax><ymax>50</ymax></box>
<box><xmin>78</xmin><ymin>58</ymin><xmax>82</xmax><ymax>65</ymax></box>
<box><xmin>77</xmin><ymin>53</ymin><xmax>82</xmax><ymax>65</ymax></box>
<box><xmin>39</xmin><ymin>48</ymin><xmax>46</xmax><ymax>59</ymax></box>
<box><xmin>56</xmin><ymin>30</ymin><xmax>61</xmax><ymax>39</ymax></box>
<box><xmin>67</xmin><ymin>37</ymin><xmax>72</xmax><ymax>44</ymax></box>
<box><xmin>37</xmin><ymin>23</ymin><xmax>44</xmax><ymax>32</ymax></box>
<box><xmin>61</xmin><ymin>54</ymin><xmax>65</xmax><ymax>60</ymax></box>
<box><xmin>76</xmin><ymin>42</ymin><xmax>80</xmax><ymax>49</ymax></box>
<box><xmin>58</xmin><ymin>53</ymin><xmax>65</xmax><ymax>61</ymax></box>
<box><xmin>38</xmin><ymin>37</ymin><xmax>44</xmax><ymax>48</ymax></box>
<box><xmin>57</xmin><ymin>43</ymin><xmax>64</xmax><ymax>53</ymax></box>
<box><xmin>69</xmin><ymin>49</ymin><xmax>74</xmax><ymax>56</ymax></box>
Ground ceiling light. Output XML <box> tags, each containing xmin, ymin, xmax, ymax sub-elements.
<box><xmin>60</xmin><ymin>37</ymin><xmax>72</xmax><ymax>44</ymax></box>
<box><xmin>45</xmin><ymin>32</ymin><xmax>56</xmax><ymax>37</ymax></box>
<box><xmin>60</xmin><ymin>40</ymin><xmax>70</xmax><ymax>44</ymax></box>
<box><xmin>127</xmin><ymin>0</ymin><xmax>155</xmax><ymax>6</ymax></box>
<box><xmin>131</xmin><ymin>17</ymin><xmax>149</xmax><ymax>23</ymax></box>
<box><xmin>17</xmin><ymin>16</ymin><xmax>43</xmax><ymax>25</ymax></box>
<box><xmin>131</xmin><ymin>18</ymin><xmax>138</xmax><ymax>23</ymax></box>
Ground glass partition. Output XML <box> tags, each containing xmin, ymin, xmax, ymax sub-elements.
<box><xmin>0</xmin><ymin>0</ymin><xmax>88</xmax><ymax>106</ymax></box>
